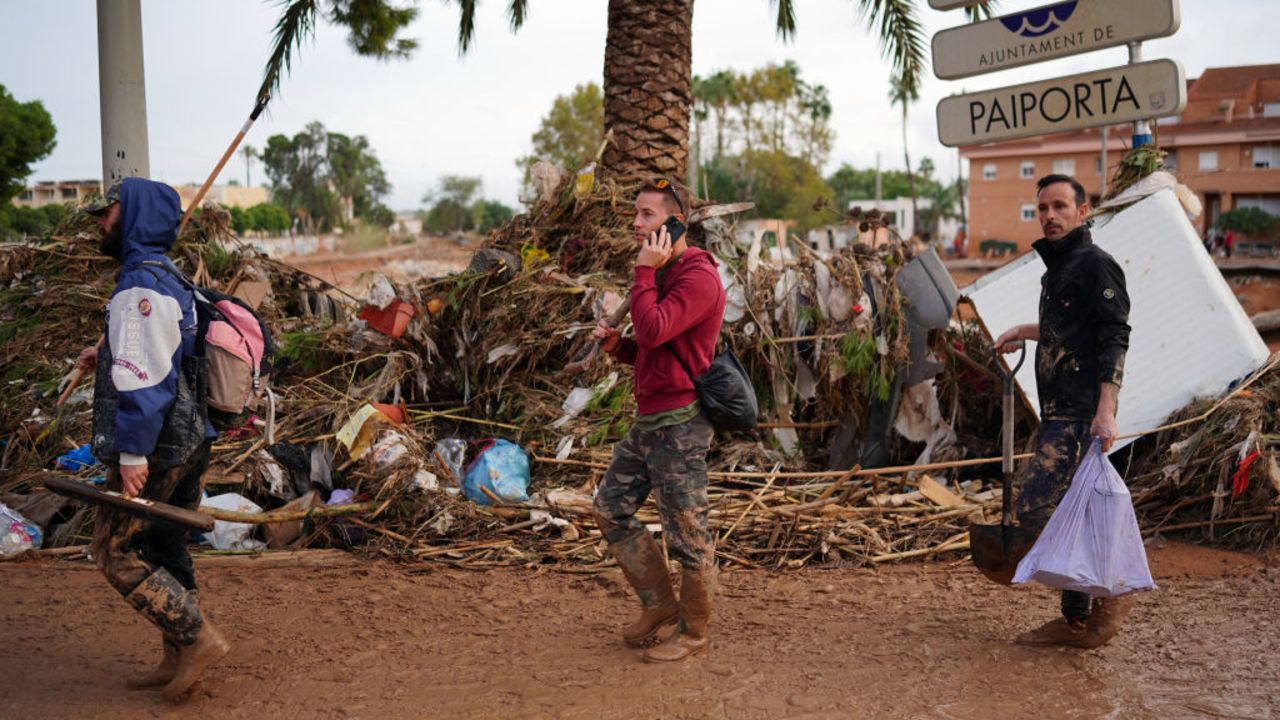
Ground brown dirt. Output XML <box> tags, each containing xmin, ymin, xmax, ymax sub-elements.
<box><xmin>2</xmin><ymin>541</ymin><xmax>1276</xmax><ymax>719</ymax></box>
<box><xmin>284</xmin><ymin>235</ymin><xmax>474</xmax><ymax>288</ymax></box>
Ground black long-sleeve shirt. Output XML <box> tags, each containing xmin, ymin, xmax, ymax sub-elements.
<box><xmin>1032</xmin><ymin>225</ymin><xmax>1131</xmax><ymax>421</ymax></box>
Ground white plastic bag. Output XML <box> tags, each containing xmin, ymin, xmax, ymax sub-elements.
<box><xmin>200</xmin><ymin>493</ymin><xmax>267</xmax><ymax>551</ymax></box>
<box><xmin>1012</xmin><ymin>440</ymin><xmax>1156</xmax><ymax>598</ymax></box>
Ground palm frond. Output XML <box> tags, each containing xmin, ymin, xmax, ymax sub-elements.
<box><xmin>856</xmin><ymin>0</ymin><xmax>926</xmax><ymax>100</ymax></box>
<box><xmin>964</xmin><ymin>1</ymin><xmax>998</xmax><ymax>22</ymax></box>
<box><xmin>507</xmin><ymin>0</ymin><xmax>527</xmax><ymax>32</ymax></box>
<box><xmin>770</xmin><ymin>0</ymin><xmax>797</xmax><ymax>40</ymax></box>
<box><xmin>258</xmin><ymin>0</ymin><xmax>320</xmax><ymax>103</ymax></box>
<box><xmin>456</xmin><ymin>0</ymin><xmax>477</xmax><ymax>52</ymax></box>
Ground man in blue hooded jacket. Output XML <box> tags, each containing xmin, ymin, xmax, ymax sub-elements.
<box><xmin>76</xmin><ymin>178</ymin><xmax>230</xmax><ymax>700</ymax></box>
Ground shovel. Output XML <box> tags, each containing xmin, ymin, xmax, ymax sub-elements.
<box><xmin>969</xmin><ymin>342</ymin><xmax>1035</xmax><ymax>585</ymax></box>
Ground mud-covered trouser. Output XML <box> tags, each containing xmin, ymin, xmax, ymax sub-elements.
<box><xmin>92</xmin><ymin>439</ymin><xmax>212</xmax><ymax>642</ymax></box>
<box><xmin>1015</xmin><ymin>419</ymin><xmax>1092</xmax><ymax>623</ymax></box>
<box><xmin>593</xmin><ymin>412</ymin><xmax>715</xmax><ymax>569</ymax></box>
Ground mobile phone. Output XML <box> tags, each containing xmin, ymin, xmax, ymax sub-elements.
<box><xmin>662</xmin><ymin>215</ymin><xmax>686</xmax><ymax>243</ymax></box>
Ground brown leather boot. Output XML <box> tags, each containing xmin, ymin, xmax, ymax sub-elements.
<box><xmin>644</xmin><ymin>567</ymin><xmax>712</xmax><ymax>663</ymax></box>
<box><xmin>126</xmin><ymin>638</ymin><xmax>179</xmax><ymax>689</ymax></box>
<box><xmin>162</xmin><ymin>618</ymin><xmax>231</xmax><ymax>701</ymax></box>
<box><xmin>1073</xmin><ymin>595</ymin><xmax>1136</xmax><ymax>649</ymax></box>
<box><xmin>1015</xmin><ymin>617</ymin><xmax>1088</xmax><ymax>646</ymax></box>
<box><xmin>609</xmin><ymin>531</ymin><xmax>679</xmax><ymax>647</ymax></box>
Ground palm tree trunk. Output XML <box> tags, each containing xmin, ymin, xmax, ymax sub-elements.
<box><xmin>601</xmin><ymin>0</ymin><xmax>693</xmax><ymax>178</ymax></box>
<box><xmin>903</xmin><ymin>104</ymin><xmax>917</xmax><ymax>235</ymax></box>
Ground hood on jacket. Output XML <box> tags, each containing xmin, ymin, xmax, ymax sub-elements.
<box><xmin>112</xmin><ymin>177</ymin><xmax>182</xmax><ymax>263</ymax></box>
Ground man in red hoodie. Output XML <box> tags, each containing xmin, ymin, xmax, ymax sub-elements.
<box><xmin>590</xmin><ymin>178</ymin><xmax>726</xmax><ymax>663</ymax></box>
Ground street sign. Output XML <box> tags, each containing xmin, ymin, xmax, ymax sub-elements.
<box><xmin>928</xmin><ymin>0</ymin><xmax>985</xmax><ymax>9</ymax></box>
<box><xmin>933</xmin><ymin>0</ymin><xmax>1180</xmax><ymax>80</ymax></box>
<box><xmin>936</xmin><ymin>59</ymin><xmax>1186</xmax><ymax>147</ymax></box>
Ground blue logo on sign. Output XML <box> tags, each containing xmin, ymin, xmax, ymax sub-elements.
<box><xmin>999</xmin><ymin>1</ymin><xmax>1078</xmax><ymax>38</ymax></box>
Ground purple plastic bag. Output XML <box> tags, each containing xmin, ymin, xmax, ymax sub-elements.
<box><xmin>1012</xmin><ymin>440</ymin><xmax>1157</xmax><ymax>598</ymax></box>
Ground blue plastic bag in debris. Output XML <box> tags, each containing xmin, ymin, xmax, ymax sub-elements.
<box><xmin>463</xmin><ymin>439</ymin><xmax>530</xmax><ymax>505</ymax></box>
<box><xmin>55</xmin><ymin>444</ymin><xmax>98</xmax><ymax>472</ymax></box>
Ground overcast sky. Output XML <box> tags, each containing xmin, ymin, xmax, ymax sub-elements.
<box><xmin>3</xmin><ymin>0</ymin><xmax>1277</xmax><ymax>211</ymax></box>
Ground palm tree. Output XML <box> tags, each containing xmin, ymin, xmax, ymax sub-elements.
<box><xmin>241</xmin><ymin>144</ymin><xmax>258</xmax><ymax>187</ymax></box>
<box><xmin>889</xmin><ymin>70</ymin><xmax>919</xmax><ymax>235</ymax></box>
<box><xmin>257</xmin><ymin>1</ymin><xmax>993</xmax><ymax>179</ymax></box>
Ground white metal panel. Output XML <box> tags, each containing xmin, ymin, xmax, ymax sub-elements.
<box><xmin>963</xmin><ymin>189</ymin><xmax>1271</xmax><ymax>451</ymax></box>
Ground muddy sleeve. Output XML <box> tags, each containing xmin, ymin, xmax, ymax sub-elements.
<box><xmin>629</xmin><ymin>265</ymin><xmax>717</xmax><ymax>349</ymax></box>
<box><xmin>1090</xmin><ymin>255</ymin><xmax>1130</xmax><ymax>388</ymax></box>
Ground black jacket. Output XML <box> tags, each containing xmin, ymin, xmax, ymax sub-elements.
<box><xmin>1032</xmin><ymin>225</ymin><xmax>1131</xmax><ymax>421</ymax></box>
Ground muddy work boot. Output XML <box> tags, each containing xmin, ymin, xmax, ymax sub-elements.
<box><xmin>644</xmin><ymin>567</ymin><xmax>712</xmax><ymax>663</ymax></box>
<box><xmin>609</xmin><ymin>531</ymin><xmax>679</xmax><ymax>647</ymax></box>
<box><xmin>1074</xmin><ymin>595</ymin><xmax>1136</xmax><ymax>649</ymax></box>
<box><xmin>126</xmin><ymin>638</ymin><xmax>179</xmax><ymax>690</ymax></box>
<box><xmin>163</xmin><ymin>619</ymin><xmax>231</xmax><ymax>701</ymax></box>
<box><xmin>125</xmin><ymin>569</ymin><xmax>229</xmax><ymax>700</ymax></box>
<box><xmin>1015</xmin><ymin>617</ymin><xmax>1088</xmax><ymax>646</ymax></box>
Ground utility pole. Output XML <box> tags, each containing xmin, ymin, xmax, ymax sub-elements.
<box><xmin>1100</xmin><ymin>126</ymin><xmax>1110</xmax><ymax>197</ymax></box>
<box><xmin>97</xmin><ymin>0</ymin><xmax>150</xmax><ymax>183</ymax></box>
<box><xmin>1128</xmin><ymin>42</ymin><xmax>1153</xmax><ymax>148</ymax></box>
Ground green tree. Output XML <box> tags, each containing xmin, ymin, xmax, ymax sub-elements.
<box><xmin>248</xmin><ymin>202</ymin><xmax>292</xmax><ymax>234</ymax></box>
<box><xmin>826</xmin><ymin>163</ymin><xmax>912</xmax><ymax>208</ymax></box>
<box><xmin>1216</xmin><ymin>207</ymin><xmax>1279</xmax><ymax>237</ymax></box>
<box><xmin>517</xmin><ymin>83</ymin><xmax>604</xmax><ymax>193</ymax></box>
<box><xmin>258</xmin><ymin>1</ymin><xmax>991</xmax><ymax>179</ymax></box>
<box><xmin>225</xmin><ymin>204</ymin><xmax>250</xmax><ymax>235</ymax></box>
<box><xmin>260</xmin><ymin>121</ymin><xmax>389</xmax><ymax>232</ymax></box>
<box><xmin>423</xmin><ymin>175</ymin><xmax>484</xmax><ymax>234</ymax></box>
<box><xmin>472</xmin><ymin>199</ymin><xmax>515</xmax><ymax>232</ymax></box>
<box><xmin>0</xmin><ymin>85</ymin><xmax>56</xmax><ymax>211</ymax></box>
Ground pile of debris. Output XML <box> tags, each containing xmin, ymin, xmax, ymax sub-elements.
<box><xmin>1</xmin><ymin>167</ymin><xmax>1275</xmax><ymax>568</ymax></box>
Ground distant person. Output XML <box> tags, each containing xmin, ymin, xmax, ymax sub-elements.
<box><xmin>1224</xmin><ymin>229</ymin><xmax>1235</xmax><ymax>258</ymax></box>
<box><xmin>993</xmin><ymin>174</ymin><xmax>1134</xmax><ymax>648</ymax></box>
<box><xmin>953</xmin><ymin>227</ymin><xmax>968</xmax><ymax>258</ymax></box>
<box><xmin>77</xmin><ymin>178</ymin><xmax>230</xmax><ymax>700</ymax></box>
<box><xmin>589</xmin><ymin>178</ymin><xmax>725</xmax><ymax>663</ymax></box>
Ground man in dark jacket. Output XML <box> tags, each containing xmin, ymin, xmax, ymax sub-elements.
<box><xmin>995</xmin><ymin>174</ymin><xmax>1133</xmax><ymax>648</ymax></box>
<box><xmin>76</xmin><ymin>178</ymin><xmax>229</xmax><ymax>700</ymax></box>
<box><xmin>590</xmin><ymin>178</ymin><xmax>726</xmax><ymax>663</ymax></box>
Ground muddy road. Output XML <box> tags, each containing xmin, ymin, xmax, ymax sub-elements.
<box><xmin>2</xmin><ymin>542</ymin><xmax>1276</xmax><ymax>719</ymax></box>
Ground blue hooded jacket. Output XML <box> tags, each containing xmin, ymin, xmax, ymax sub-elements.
<box><xmin>90</xmin><ymin>178</ymin><xmax>210</xmax><ymax>468</ymax></box>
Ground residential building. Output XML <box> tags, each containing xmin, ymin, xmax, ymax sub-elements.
<box><xmin>961</xmin><ymin>64</ymin><xmax>1280</xmax><ymax>255</ymax></box>
<box><xmin>12</xmin><ymin>179</ymin><xmax>102</xmax><ymax>209</ymax></box>
<box><xmin>13</xmin><ymin>180</ymin><xmax>271</xmax><ymax>212</ymax></box>
<box><xmin>174</xmin><ymin>183</ymin><xmax>270</xmax><ymax>210</ymax></box>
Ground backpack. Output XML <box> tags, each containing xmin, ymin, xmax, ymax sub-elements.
<box><xmin>142</xmin><ymin>260</ymin><xmax>275</xmax><ymax>431</ymax></box>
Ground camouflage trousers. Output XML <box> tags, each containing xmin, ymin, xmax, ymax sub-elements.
<box><xmin>1014</xmin><ymin>419</ymin><xmax>1093</xmax><ymax>622</ymax></box>
<box><xmin>593</xmin><ymin>413</ymin><xmax>715</xmax><ymax>570</ymax></box>
<box><xmin>92</xmin><ymin>440</ymin><xmax>211</xmax><ymax>600</ymax></box>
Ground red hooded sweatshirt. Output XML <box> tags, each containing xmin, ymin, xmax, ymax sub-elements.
<box><xmin>608</xmin><ymin>247</ymin><xmax>726</xmax><ymax>415</ymax></box>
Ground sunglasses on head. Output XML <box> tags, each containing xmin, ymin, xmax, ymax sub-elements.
<box><xmin>651</xmin><ymin>177</ymin><xmax>685</xmax><ymax>216</ymax></box>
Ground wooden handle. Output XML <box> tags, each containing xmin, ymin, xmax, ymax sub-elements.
<box><xmin>57</xmin><ymin>336</ymin><xmax>104</xmax><ymax>407</ymax></box>
<box><xmin>44</xmin><ymin>475</ymin><xmax>215</xmax><ymax>533</ymax></box>
<box><xmin>561</xmin><ymin>298</ymin><xmax>631</xmax><ymax>375</ymax></box>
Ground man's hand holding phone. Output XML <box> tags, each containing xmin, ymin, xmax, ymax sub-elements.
<box><xmin>637</xmin><ymin>221</ymin><xmax>676</xmax><ymax>268</ymax></box>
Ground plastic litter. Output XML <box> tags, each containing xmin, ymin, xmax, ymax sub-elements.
<box><xmin>463</xmin><ymin>439</ymin><xmax>530</xmax><ymax>505</ymax></box>
<box><xmin>0</xmin><ymin>503</ymin><xmax>43</xmax><ymax>556</ymax></box>
<box><xmin>1013</xmin><ymin>441</ymin><xmax>1157</xmax><ymax>598</ymax></box>
<box><xmin>433</xmin><ymin>439</ymin><xmax>467</xmax><ymax>485</ymax></box>
<box><xmin>200</xmin><ymin>493</ymin><xmax>267</xmax><ymax>551</ymax></box>
<box><xmin>54</xmin><ymin>444</ymin><xmax>98</xmax><ymax>472</ymax></box>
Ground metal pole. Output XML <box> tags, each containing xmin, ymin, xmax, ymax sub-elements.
<box><xmin>1100</xmin><ymin>126</ymin><xmax>1109</xmax><ymax>197</ymax></box>
<box><xmin>97</xmin><ymin>0</ymin><xmax>150</xmax><ymax>183</ymax></box>
<box><xmin>1128</xmin><ymin>41</ymin><xmax>1153</xmax><ymax>148</ymax></box>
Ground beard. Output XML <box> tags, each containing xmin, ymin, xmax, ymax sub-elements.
<box><xmin>99</xmin><ymin>220</ymin><xmax>124</xmax><ymax>259</ymax></box>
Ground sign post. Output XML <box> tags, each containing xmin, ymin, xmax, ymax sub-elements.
<box><xmin>935</xmin><ymin>59</ymin><xmax>1186</xmax><ymax>147</ymax></box>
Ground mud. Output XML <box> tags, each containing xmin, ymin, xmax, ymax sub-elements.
<box><xmin>1</xmin><ymin>542</ymin><xmax>1276</xmax><ymax>719</ymax></box>
<box><xmin>285</xmin><ymin>235</ymin><xmax>473</xmax><ymax>288</ymax></box>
